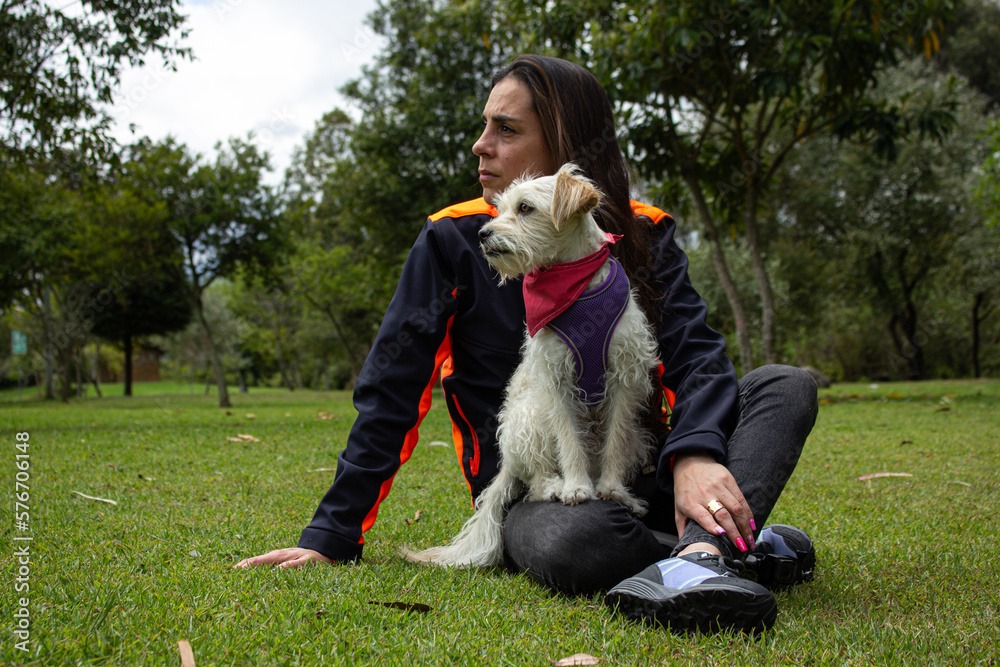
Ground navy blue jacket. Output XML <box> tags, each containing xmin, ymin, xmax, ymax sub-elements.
<box><xmin>298</xmin><ymin>198</ymin><xmax>738</xmax><ymax>562</ymax></box>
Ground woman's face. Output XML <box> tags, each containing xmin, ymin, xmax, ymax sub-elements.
<box><xmin>472</xmin><ymin>76</ymin><xmax>558</xmax><ymax>203</ymax></box>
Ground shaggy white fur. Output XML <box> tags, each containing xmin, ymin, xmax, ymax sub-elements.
<box><xmin>402</xmin><ymin>164</ymin><xmax>658</xmax><ymax>568</ymax></box>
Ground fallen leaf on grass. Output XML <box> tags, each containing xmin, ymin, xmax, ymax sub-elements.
<box><xmin>405</xmin><ymin>510</ymin><xmax>422</xmax><ymax>525</ymax></box>
<box><xmin>226</xmin><ymin>434</ymin><xmax>261</xmax><ymax>443</ymax></box>
<box><xmin>178</xmin><ymin>639</ymin><xmax>196</xmax><ymax>667</ymax></box>
<box><xmin>427</xmin><ymin>440</ymin><xmax>450</xmax><ymax>447</ymax></box>
<box><xmin>138</xmin><ymin>474</ymin><xmax>155</xmax><ymax>482</ymax></box>
<box><xmin>72</xmin><ymin>491</ymin><xmax>118</xmax><ymax>505</ymax></box>
<box><xmin>370</xmin><ymin>600</ymin><xmax>431</xmax><ymax>614</ymax></box>
<box><xmin>245</xmin><ymin>413</ymin><xmax>256</xmax><ymax>419</ymax></box>
<box><xmin>857</xmin><ymin>472</ymin><xmax>913</xmax><ymax>481</ymax></box>
<box><xmin>315</xmin><ymin>410</ymin><xmax>337</xmax><ymax>420</ymax></box>
<box><xmin>551</xmin><ymin>654</ymin><xmax>601</xmax><ymax>666</ymax></box>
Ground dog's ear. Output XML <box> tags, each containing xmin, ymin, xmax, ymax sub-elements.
<box><xmin>551</xmin><ymin>166</ymin><xmax>600</xmax><ymax>230</ymax></box>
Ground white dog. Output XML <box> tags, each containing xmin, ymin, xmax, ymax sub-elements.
<box><xmin>403</xmin><ymin>164</ymin><xmax>659</xmax><ymax>568</ymax></box>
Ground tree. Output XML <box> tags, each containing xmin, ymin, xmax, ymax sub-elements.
<box><xmin>774</xmin><ymin>61</ymin><xmax>993</xmax><ymax>379</ymax></box>
<box><xmin>505</xmin><ymin>0</ymin><xmax>960</xmax><ymax>370</ymax></box>
<box><xmin>1</xmin><ymin>0</ymin><xmax>190</xmax><ymax>163</ymax></box>
<box><xmin>122</xmin><ymin>137</ymin><xmax>287</xmax><ymax>408</ymax></box>
<box><xmin>89</xmin><ymin>275</ymin><xmax>192</xmax><ymax>396</ymax></box>
<box><xmin>282</xmin><ymin>2</ymin><xmax>512</xmax><ymax>380</ymax></box>
<box><xmin>935</xmin><ymin>0</ymin><xmax>1000</xmax><ymax>110</ymax></box>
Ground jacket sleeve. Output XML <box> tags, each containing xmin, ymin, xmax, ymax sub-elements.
<box><xmin>649</xmin><ymin>216</ymin><xmax>739</xmax><ymax>489</ymax></box>
<box><xmin>298</xmin><ymin>220</ymin><xmax>460</xmax><ymax>561</ymax></box>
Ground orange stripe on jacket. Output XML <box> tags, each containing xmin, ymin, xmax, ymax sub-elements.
<box><xmin>359</xmin><ymin>304</ymin><xmax>458</xmax><ymax>537</ymax></box>
<box><xmin>630</xmin><ymin>200</ymin><xmax>671</xmax><ymax>225</ymax></box>
<box><xmin>429</xmin><ymin>198</ymin><xmax>496</xmax><ymax>222</ymax></box>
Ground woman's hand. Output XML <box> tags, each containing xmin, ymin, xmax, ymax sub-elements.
<box><xmin>233</xmin><ymin>547</ymin><xmax>334</xmax><ymax>570</ymax></box>
<box><xmin>672</xmin><ymin>453</ymin><xmax>756</xmax><ymax>553</ymax></box>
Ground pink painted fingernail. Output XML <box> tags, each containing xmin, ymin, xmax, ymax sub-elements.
<box><xmin>714</xmin><ymin>526</ymin><xmax>726</xmax><ymax>536</ymax></box>
<box><xmin>736</xmin><ymin>537</ymin><xmax>747</xmax><ymax>552</ymax></box>
<box><xmin>746</xmin><ymin>534</ymin><xmax>757</xmax><ymax>551</ymax></box>
<box><xmin>750</xmin><ymin>519</ymin><xmax>757</xmax><ymax>532</ymax></box>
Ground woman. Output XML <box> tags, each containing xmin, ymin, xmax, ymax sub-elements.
<box><xmin>237</xmin><ymin>55</ymin><xmax>818</xmax><ymax>634</ymax></box>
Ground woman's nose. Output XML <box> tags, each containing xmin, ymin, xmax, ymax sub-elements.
<box><xmin>472</xmin><ymin>128</ymin><xmax>490</xmax><ymax>157</ymax></box>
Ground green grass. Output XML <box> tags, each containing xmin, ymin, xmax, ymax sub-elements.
<box><xmin>2</xmin><ymin>379</ymin><xmax>999</xmax><ymax>665</ymax></box>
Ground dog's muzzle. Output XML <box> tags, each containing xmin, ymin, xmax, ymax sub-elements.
<box><xmin>478</xmin><ymin>226</ymin><xmax>507</xmax><ymax>257</ymax></box>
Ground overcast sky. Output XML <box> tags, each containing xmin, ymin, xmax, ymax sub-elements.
<box><xmin>109</xmin><ymin>0</ymin><xmax>383</xmax><ymax>183</ymax></box>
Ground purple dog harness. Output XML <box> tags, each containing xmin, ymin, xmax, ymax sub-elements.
<box><xmin>547</xmin><ymin>256</ymin><xmax>630</xmax><ymax>406</ymax></box>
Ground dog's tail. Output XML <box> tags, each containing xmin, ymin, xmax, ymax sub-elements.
<box><xmin>402</xmin><ymin>467</ymin><xmax>521</xmax><ymax>568</ymax></box>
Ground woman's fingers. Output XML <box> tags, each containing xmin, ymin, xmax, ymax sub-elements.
<box><xmin>703</xmin><ymin>494</ymin><xmax>756</xmax><ymax>553</ymax></box>
<box><xmin>233</xmin><ymin>547</ymin><xmax>333</xmax><ymax>569</ymax></box>
<box><xmin>672</xmin><ymin>454</ymin><xmax>757</xmax><ymax>553</ymax></box>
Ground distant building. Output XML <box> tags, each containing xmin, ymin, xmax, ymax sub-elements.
<box><xmin>99</xmin><ymin>345</ymin><xmax>161</xmax><ymax>383</ymax></box>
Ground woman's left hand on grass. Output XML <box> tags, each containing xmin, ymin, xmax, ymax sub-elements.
<box><xmin>233</xmin><ymin>547</ymin><xmax>333</xmax><ymax>569</ymax></box>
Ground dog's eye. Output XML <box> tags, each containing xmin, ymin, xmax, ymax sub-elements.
<box><xmin>518</xmin><ymin>202</ymin><xmax>534</xmax><ymax>214</ymax></box>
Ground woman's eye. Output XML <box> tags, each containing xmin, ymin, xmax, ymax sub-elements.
<box><xmin>519</xmin><ymin>202</ymin><xmax>533</xmax><ymax>214</ymax></box>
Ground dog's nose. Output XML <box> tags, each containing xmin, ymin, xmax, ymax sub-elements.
<box><xmin>478</xmin><ymin>227</ymin><xmax>493</xmax><ymax>243</ymax></box>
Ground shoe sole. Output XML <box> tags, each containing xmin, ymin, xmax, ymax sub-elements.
<box><xmin>605</xmin><ymin>577</ymin><xmax>778</xmax><ymax>635</ymax></box>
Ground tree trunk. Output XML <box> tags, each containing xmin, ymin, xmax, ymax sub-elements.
<box><xmin>59</xmin><ymin>344</ymin><xmax>73</xmax><ymax>402</ymax></box>
<box><xmin>75</xmin><ymin>355</ymin><xmax>83</xmax><ymax>398</ymax></box>
<box><xmin>42</xmin><ymin>283</ymin><xmax>55</xmax><ymax>399</ymax></box>
<box><xmin>193</xmin><ymin>296</ymin><xmax>231</xmax><ymax>408</ymax></box>
<box><xmin>687</xmin><ymin>177</ymin><xmax>755</xmax><ymax>373</ymax></box>
<box><xmin>743</xmin><ymin>188</ymin><xmax>778</xmax><ymax>365</ymax></box>
<box><xmin>273</xmin><ymin>314</ymin><xmax>294</xmax><ymax>391</ymax></box>
<box><xmin>123</xmin><ymin>335</ymin><xmax>134</xmax><ymax>397</ymax></box>
<box><xmin>971</xmin><ymin>292</ymin><xmax>990</xmax><ymax>379</ymax></box>
<box><xmin>91</xmin><ymin>342</ymin><xmax>102</xmax><ymax>398</ymax></box>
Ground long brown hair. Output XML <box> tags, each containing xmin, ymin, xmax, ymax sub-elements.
<box><xmin>491</xmin><ymin>54</ymin><xmax>667</xmax><ymax>431</ymax></box>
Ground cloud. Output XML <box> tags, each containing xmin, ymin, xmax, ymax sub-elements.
<box><xmin>110</xmin><ymin>0</ymin><xmax>383</xmax><ymax>183</ymax></box>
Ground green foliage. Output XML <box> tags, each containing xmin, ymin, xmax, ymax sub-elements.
<box><xmin>115</xmin><ymin>137</ymin><xmax>289</xmax><ymax>406</ymax></box>
<box><xmin>771</xmin><ymin>61</ymin><xmax>996</xmax><ymax>379</ymax></box>
<box><xmin>501</xmin><ymin>0</ymin><xmax>962</xmax><ymax>368</ymax></box>
<box><xmin>935</xmin><ymin>0</ymin><xmax>1000</xmax><ymax>110</ymax></box>
<box><xmin>0</xmin><ymin>0</ymin><xmax>190</xmax><ymax>163</ymax></box>
<box><xmin>0</xmin><ymin>159</ymin><xmax>78</xmax><ymax>307</ymax></box>
<box><xmin>976</xmin><ymin>119</ymin><xmax>1000</xmax><ymax>228</ymax></box>
<box><xmin>279</xmin><ymin>1</ymin><xmax>514</xmax><ymax>372</ymax></box>
<box><xmin>123</xmin><ymin>137</ymin><xmax>287</xmax><ymax>295</ymax></box>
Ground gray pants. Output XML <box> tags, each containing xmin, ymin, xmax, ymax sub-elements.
<box><xmin>502</xmin><ymin>365</ymin><xmax>819</xmax><ymax>594</ymax></box>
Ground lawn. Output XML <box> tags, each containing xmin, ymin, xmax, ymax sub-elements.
<box><xmin>1</xmin><ymin>378</ymin><xmax>998</xmax><ymax>665</ymax></box>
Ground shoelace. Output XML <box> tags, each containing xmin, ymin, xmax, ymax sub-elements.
<box><xmin>687</xmin><ymin>552</ymin><xmax>746</xmax><ymax>577</ymax></box>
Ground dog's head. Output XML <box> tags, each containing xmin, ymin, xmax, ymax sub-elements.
<box><xmin>478</xmin><ymin>163</ymin><xmax>605</xmax><ymax>282</ymax></box>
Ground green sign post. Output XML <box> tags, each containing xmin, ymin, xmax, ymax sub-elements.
<box><xmin>11</xmin><ymin>330</ymin><xmax>27</xmax><ymax>400</ymax></box>
<box><xmin>12</xmin><ymin>330</ymin><xmax>27</xmax><ymax>355</ymax></box>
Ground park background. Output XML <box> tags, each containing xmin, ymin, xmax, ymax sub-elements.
<box><xmin>2</xmin><ymin>0</ymin><xmax>1000</xmax><ymax>665</ymax></box>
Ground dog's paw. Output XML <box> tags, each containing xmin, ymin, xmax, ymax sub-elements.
<box><xmin>527</xmin><ymin>476</ymin><xmax>564</xmax><ymax>502</ymax></box>
<box><xmin>558</xmin><ymin>482</ymin><xmax>595</xmax><ymax>506</ymax></box>
<box><xmin>598</xmin><ymin>485</ymin><xmax>648</xmax><ymax>516</ymax></box>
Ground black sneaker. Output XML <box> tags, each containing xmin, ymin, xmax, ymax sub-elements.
<box><xmin>605</xmin><ymin>551</ymin><xmax>777</xmax><ymax>635</ymax></box>
<box><xmin>743</xmin><ymin>524</ymin><xmax>816</xmax><ymax>589</ymax></box>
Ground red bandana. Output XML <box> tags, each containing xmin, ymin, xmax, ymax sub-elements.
<box><xmin>523</xmin><ymin>233</ymin><xmax>622</xmax><ymax>337</ymax></box>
